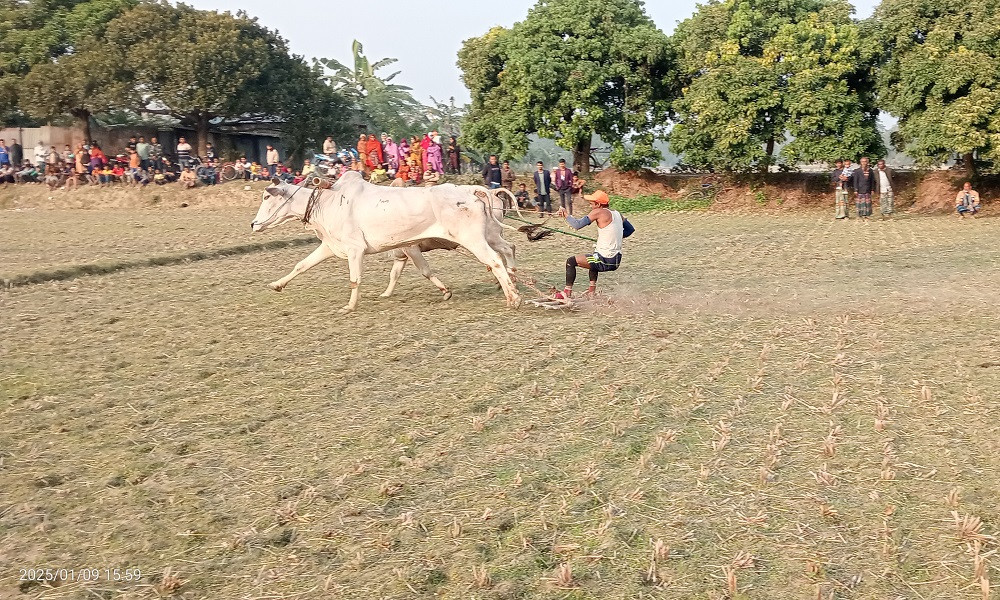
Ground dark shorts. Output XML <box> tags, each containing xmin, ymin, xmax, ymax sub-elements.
<box><xmin>587</xmin><ymin>253</ymin><xmax>621</xmax><ymax>272</ymax></box>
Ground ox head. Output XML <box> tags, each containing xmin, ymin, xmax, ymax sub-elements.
<box><xmin>251</xmin><ymin>178</ymin><xmax>304</xmax><ymax>232</ymax></box>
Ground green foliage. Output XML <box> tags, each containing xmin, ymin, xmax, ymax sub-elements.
<box><xmin>670</xmin><ymin>0</ymin><xmax>884</xmax><ymax>173</ymax></box>
<box><xmin>317</xmin><ymin>41</ymin><xmax>425</xmax><ymax>138</ymax></box>
<box><xmin>609</xmin><ymin>133</ymin><xmax>663</xmax><ymax>172</ymax></box>
<box><xmin>458</xmin><ymin>0</ymin><xmax>678</xmax><ymax>173</ymax></box>
<box><xmin>0</xmin><ymin>0</ymin><xmax>135</xmax><ymax>122</ymax></box>
<box><xmin>101</xmin><ymin>4</ymin><xmax>318</xmax><ymax>154</ymax></box>
<box><xmin>875</xmin><ymin>0</ymin><xmax>1000</xmax><ymax>171</ymax></box>
<box><xmin>281</xmin><ymin>65</ymin><xmax>355</xmax><ymax>165</ymax></box>
<box><xmin>20</xmin><ymin>40</ymin><xmax>136</xmax><ymax>133</ymax></box>
<box><xmin>608</xmin><ymin>193</ymin><xmax>711</xmax><ymax>213</ymax></box>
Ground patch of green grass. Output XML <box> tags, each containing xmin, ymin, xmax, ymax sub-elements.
<box><xmin>609</xmin><ymin>193</ymin><xmax>711</xmax><ymax>212</ymax></box>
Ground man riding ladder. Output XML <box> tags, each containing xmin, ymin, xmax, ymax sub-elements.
<box><xmin>553</xmin><ymin>190</ymin><xmax>634</xmax><ymax>300</ymax></box>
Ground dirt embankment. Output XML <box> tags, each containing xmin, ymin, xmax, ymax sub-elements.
<box><xmin>594</xmin><ymin>168</ymin><xmax>997</xmax><ymax>214</ymax></box>
<box><xmin>3</xmin><ymin>169</ymin><xmax>994</xmax><ymax>214</ymax></box>
<box><xmin>0</xmin><ymin>180</ymin><xmax>266</xmax><ymax>211</ymax></box>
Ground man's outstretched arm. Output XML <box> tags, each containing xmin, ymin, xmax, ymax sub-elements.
<box><xmin>566</xmin><ymin>214</ymin><xmax>591</xmax><ymax>230</ymax></box>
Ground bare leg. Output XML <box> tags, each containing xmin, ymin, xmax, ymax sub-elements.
<box><xmin>340</xmin><ymin>249</ymin><xmax>365</xmax><ymax>314</ymax></box>
<box><xmin>269</xmin><ymin>244</ymin><xmax>334</xmax><ymax>291</ymax></box>
<box><xmin>403</xmin><ymin>246</ymin><xmax>452</xmax><ymax>300</ymax></box>
<box><xmin>380</xmin><ymin>250</ymin><xmax>408</xmax><ymax>298</ymax></box>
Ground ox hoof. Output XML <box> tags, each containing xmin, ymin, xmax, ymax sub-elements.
<box><xmin>510</xmin><ymin>296</ymin><xmax>523</xmax><ymax>309</ymax></box>
<box><xmin>379</xmin><ymin>292</ymin><xmax>392</xmax><ymax>298</ymax></box>
<box><xmin>442</xmin><ymin>291</ymin><xmax>453</xmax><ymax>301</ymax></box>
<box><xmin>268</xmin><ymin>282</ymin><xmax>285</xmax><ymax>292</ymax></box>
<box><xmin>338</xmin><ymin>306</ymin><xmax>354</xmax><ymax>315</ymax></box>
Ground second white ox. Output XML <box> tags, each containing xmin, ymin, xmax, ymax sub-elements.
<box><xmin>379</xmin><ymin>187</ymin><xmax>519</xmax><ymax>299</ymax></box>
<box><xmin>250</xmin><ymin>172</ymin><xmax>521</xmax><ymax>313</ymax></box>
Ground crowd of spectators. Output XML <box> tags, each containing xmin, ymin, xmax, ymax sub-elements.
<box><xmin>317</xmin><ymin>132</ymin><xmax>462</xmax><ymax>186</ymax></box>
<box><xmin>0</xmin><ymin>135</ymin><xmax>298</xmax><ymax>190</ymax></box>
<box><xmin>481</xmin><ymin>155</ymin><xmax>586</xmax><ymax>215</ymax></box>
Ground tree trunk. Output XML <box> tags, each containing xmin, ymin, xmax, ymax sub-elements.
<box><xmin>72</xmin><ymin>109</ymin><xmax>92</xmax><ymax>146</ymax></box>
<box><xmin>196</xmin><ymin>112</ymin><xmax>211</xmax><ymax>158</ymax></box>
<box><xmin>763</xmin><ymin>136</ymin><xmax>775</xmax><ymax>174</ymax></box>
<box><xmin>573</xmin><ymin>136</ymin><xmax>592</xmax><ymax>176</ymax></box>
<box><xmin>963</xmin><ymin>151</ymin><xmax>976</xmax><ymax>177</ymax></box>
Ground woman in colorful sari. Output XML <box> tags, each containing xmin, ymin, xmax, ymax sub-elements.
<box><xmin>408</xmin><ymin>136</ymin><xmax>422</xmax><ymax>169</ymax></box>
<box><xmin>383</xmin><ymin>136</ymin><xmax>399</xmax><ymax>171</ymax></box>
<box><xmin>427</xmin><ymin>137</ymin><xmax>444</xmax><ymax>173</ymax></box>
<box><xmin>447</xmin><ymin>136</ymin><xmax>461</xmax><ymax>174</ymax></box>
<box><xmin>356</xmin><ymin>134</ymin><xmax>368</xmax><ymax>172</ymax></box>
<box><xmin>397</xmin><ymin>137</ymin><xmax>410</xmax><ymax>168</ymax></box>
<box><xmin>419</xmin><ymin>134</ymin><xmax>431</xmax><ymax>171</ymax></box>
<box><xmin>366</xmin><ymin>134</ymin><xmax>383</xmax><ymax>169</ymax></box>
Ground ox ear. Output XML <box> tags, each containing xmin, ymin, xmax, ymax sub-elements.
<box><xmin>270</xmin><ymin>177</ymin><xmax>281</xmax><ymax>185</ymax></box>
<box><xmin>264</xmin><ymin>183</ymin><xmax>283</xmax><ymax>197</ymax></box>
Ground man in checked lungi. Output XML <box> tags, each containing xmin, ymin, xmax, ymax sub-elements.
<box><xmin>876</xmin><ymin>159</ymin><xmax>895</xmax><ymax>219</ymax></box>
<box><xmin>851</xmin><ymin>157</ymin><xmax>878</xmax><ymax>220</ymax></box>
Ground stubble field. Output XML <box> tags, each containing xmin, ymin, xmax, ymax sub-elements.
<box><xmin>2</xmin><ymin>201</ymin><xmax>999</xmax><ymax>599</ymax></box>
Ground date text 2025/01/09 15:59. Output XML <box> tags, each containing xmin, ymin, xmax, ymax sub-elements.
<box><xmin>19</xmin><ymin>567</ymin><xmax>142</xmax><ymax>583</ymax></box>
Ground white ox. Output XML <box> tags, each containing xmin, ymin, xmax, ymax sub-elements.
<box><xmin>250</xmin><ymin>172</ymin><xmax>521</xmax><ymax>312</ymax></box>
<box><xmin>379</xmin><ymin>187</ymin><xmax>520</xmax><ymax>299</ymax></box>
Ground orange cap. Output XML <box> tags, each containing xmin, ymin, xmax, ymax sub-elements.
<box><xmin>584</xmin><ymin>190</ymin><xmax>610</xmax><ymax>206</ymax></box>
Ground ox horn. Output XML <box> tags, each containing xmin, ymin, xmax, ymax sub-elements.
<box><xmin>310</xmin><ymin>176</ymin><xmax>331</xmax><ymax>189</ymax></box>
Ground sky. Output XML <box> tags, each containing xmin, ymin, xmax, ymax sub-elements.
<box><xmin>188</xmin><ymin>0</ymin><xmax>878</xmax><ymax>106</ymax></box>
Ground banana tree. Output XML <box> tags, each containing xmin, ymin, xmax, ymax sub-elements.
<box><xmin>317</xmin><ymin>40</ymin><xmax>425</xmax><ymax>136</ymax></box>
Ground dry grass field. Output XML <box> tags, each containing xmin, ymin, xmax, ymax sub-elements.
<box><xmin>2</xmin><ymin>195</ymin><xmax>1000</xmax><ymax>599</ymax></box>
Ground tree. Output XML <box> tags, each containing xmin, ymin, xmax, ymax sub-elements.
<box><xmin>424</xmin><ymin>96</ymin><xmax>465</xmax><ymax>136</ymax></box>
<box><xmin>670</xmin><ymin>0</ymin><xmax>884</xmax><ymax>173</ymax></box>
<box><xmin>281</xmin><ymin>67</ymin><xmax>355</xmax><ymax>165</ymax></box>
<box><xmin>875</xmin><ymin>0</ymin><xmax>1000</xmax><ymax>173</ymax></box>
<box><xmin>104</xmin><ymin>3</ymin><xmax>311</xmax><ymax>156</ymax></box>
<box><xmin>317</xmin><ymin>41</ymin><xmax>425</xmax><ymax>137</ymax></box>
<box><xmin>458</xmin><ymin>0</ymin><xmax>678</xmax><ymax>175</ymax></box>
<box><xmin>20</xmin><ymin>42</ymin><xmax>136</xmax><ymax>143</ymax></box>
<box><xmin>0</xmin><ymin>0</ymin><xmax>136</xmax><ymax>124</ymax></box>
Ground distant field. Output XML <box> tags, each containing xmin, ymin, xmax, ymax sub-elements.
<box><xmin>2</xmin><ymin>206</ymin><xmax>999</xmax><ymax>599</ymax></box>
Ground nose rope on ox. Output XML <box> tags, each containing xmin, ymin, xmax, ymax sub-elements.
<box><xmin>255</xmin><ymin>185</ymin><xmax>322</xmax><ymax>229</ymax></box>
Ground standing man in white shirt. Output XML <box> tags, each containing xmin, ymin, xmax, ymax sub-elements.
<box><xmin>34</xmin><ymin>141</ymin><xmax>48</xmax><ymax>170</ymax></box>
<box><xmin>876</xmin><ymin>159</ymin><xmax>895</xmax><ymax>219</ymax></box>
<box><xmin>266</xmin><ymin>145</ymin><xmax>279</xmax><ymax>177</ymax></box>
<box><xmin>175</xmin><ymin>137</ymin><xmax>193</xmax><ymax>168</ymax></box>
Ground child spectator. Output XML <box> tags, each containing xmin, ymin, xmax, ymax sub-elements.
<box><xmin>45</xmin><ymin>165</ymin><xmax>61</xmax><ymax>190</ymax></box>
<box><xmin>62</xmin><ymin>163</ymin><xmax>77</xmax><ymax>190</ymax></box>
<box><xmin>514</xmin><ymin>182</ymin><xmax>532</xmax><ymax>208</ymax></box>
<box><xmin>180</xmin><ymin>167</ymin><xmax>197</xmax><ymax>188</ymax></box>
<box><xmin>153</xmin><ymin>170</ymin><xmax>167</xmax><ymax>185</ymax></box>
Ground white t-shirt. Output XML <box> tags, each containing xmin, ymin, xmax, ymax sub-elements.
<box><xmin>878</xmin><ymin>170</ymin><xmax>891</xmax><ymax>192</ymax></box>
